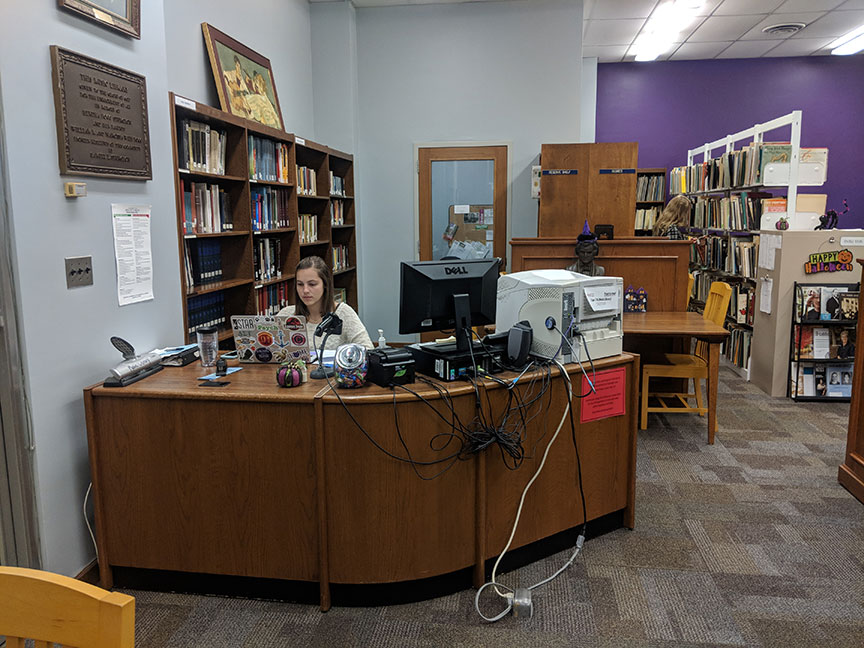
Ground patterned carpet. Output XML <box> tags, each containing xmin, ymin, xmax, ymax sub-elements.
<box><xmin>127</xmin><ymin>367</ymin><xmax>864</xmax><ymax>647</ymax></box>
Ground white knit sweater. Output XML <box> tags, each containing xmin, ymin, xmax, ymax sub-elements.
<box><xmin>277</xmin><ymin>302</ymin><xmax>373</xmax><ymax>351</ymax></box>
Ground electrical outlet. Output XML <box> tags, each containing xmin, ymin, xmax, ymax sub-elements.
<box><xmin>65</xmin><ymin>256</ymin><xmax>93</xmax><ymax>288</ymax></box>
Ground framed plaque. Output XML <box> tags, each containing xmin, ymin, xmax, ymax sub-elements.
<box><xmin>50</xmin><ymin>46</ymin><xmax>151</xmax><ymax>180</ymax></box>
<box><xmin>58</xmin><ymin>0</ymin><xmax>141</xmax><ymax>39</ymax></box>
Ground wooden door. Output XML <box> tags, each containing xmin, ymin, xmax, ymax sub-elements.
<box><xmin>538</xmin><ymin>143</ymin><xmax>590</xmax><ymax>237</ymax></box>
<box><xmin>587</xmin><ymin>142</ymin><xmax>639</xmax><ymax>237</ymax></box>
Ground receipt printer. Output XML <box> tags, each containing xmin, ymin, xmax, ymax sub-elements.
<box><xmin>367</xmin><ymin>347</ymin><xmax>415</xmax><ymax>387</ymax></box>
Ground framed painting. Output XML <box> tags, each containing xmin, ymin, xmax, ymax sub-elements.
<box><xmin>201</xmin><ymin>23</ymin><xmax>284</xmax><ymax>131</ymax></box>
<box><xmin>58</xmin><ymin>0</ymin><xmax>141</xmax><ymax>39</ymax></box>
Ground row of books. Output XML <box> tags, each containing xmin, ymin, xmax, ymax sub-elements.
<box><xmin>334</xmin><ymin>287</ymin><xmax>347</xmax><ymax>305</ymax></box>
<box><xmin>724</xmin><ymin>326</ymin><xmax>752</xmax><ymax>370</ymax></box>
<box><xmin>184</xmin><ymin>239</ymin><xmax>222</xmax><ymax>287</ymax></box>
<box><xmin>249</xmin><ymin>136</ymin><xmax>291</xmax><ymax>183</ymax></box>
<box><xmin>792</xmin><ymin>324</ymin><xmax>856</xmax><ymax>360</ymax></box>
<box><xmin>691</xmin><ymin>236</ymin><xmax>759</xmax><ymax>279</ymax></box>
<box><xmin>299</xmin><ymin>213</ymin><xmax>318</xmax><ymax>244</ymax></box>
<box><xmin>636</xmin><ymin>174</ymin><xmax>665</xmax><ymax>202</ymax></box>
<box><xmin>671</xmin><ymin>144</ymin><xmax>827</xmax><ymax>194</ymax></box>
<box><xmin>330</xmin><ymin>172</ymin><xmax>347</xmax><ymax>197</ymax></box>
<box><xmin>691</xmin><ymin>192</ymin><xmax>771</xmax><ymax>231</ymax></box>
<box><xmin>331</xmin><ymin>200</ymin><xmax>346</xmax><ymax>226</ymax></box>
<box><xmin>181</xmin><ymin>180</ymin><xmax>233</xmax><ymax>235</ymax></box>
<box><xmin>255</xmin><ymin>281</ymin><xmax>290</xmax><ymax>316</ymax></box>
<box><xmin>791</xmin><ymin>362</ymin><xmax>854</xmax><ymax>398</ymax></box>
<box><xmin>178</xmin><ymin>119</ymin><xmax>226</xmax><ymax>175</ymax></box>
<box><xmin>730</xmin><ymin>284</ymin><xmax>755</xmax><ymax>326</ymax></box>
<box><xmin>254</xmin><ymin>237</ymin><xmax>282</xmax><ymax>283</ymax></box>
<box><xmin>796</xmin><ymin>285</ymin><xmax>859</xmax><ymax>322</ymax></box>
<box><xmin>635</xmin><ymin>206</ymin><xmax>660</xmax><ymax>230</ymax></box>
<box><xmin>186</xmin><ymin>292</ymin><xmax>225</xmax><ymax>336</ymax></box>
<box><xmin>332</xmin><ymin>244</ymin><xmax>350</xmax><ymax>272</ymax></box>
<box><xmin>251</xmin><ymin>186</ymin><xmax>291</xmax><ymax>231</ymax></box>
<box><xmin>297</xmin><ymin>165</ymin><xmax>318</xmax><ymax>195</ymax></box>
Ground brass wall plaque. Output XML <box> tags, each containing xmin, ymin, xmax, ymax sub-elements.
<box><xmin>50</xmin><ymin>46</ymin><xmax>152</xmax><ymax>179</ymax></box>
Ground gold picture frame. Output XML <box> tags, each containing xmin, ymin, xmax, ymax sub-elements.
<box><xmin>58</xmin><ymin>0</ymin><xmax>141</xmax><ymax>39</ymax></box>
<box><xmin>201</xmin><ymin>23</ymin><xmax>284</xmax><ymax>131</ymax></box>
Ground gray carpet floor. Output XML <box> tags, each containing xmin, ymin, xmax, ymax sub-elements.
<box><xmin>126</xmin><ymin>367</ymin><xmax>864</xmax><ymax>647</ymax></box>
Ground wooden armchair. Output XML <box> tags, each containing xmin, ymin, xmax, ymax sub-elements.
<box><xmin>0</xmin><ymin>566</ymin><xmax>134</xmax><ymax>647</ymax></box>
<box><xmin>640</xmin><ymin>281</ymin><xmax>732</xmax><ymax>443</ymax></box>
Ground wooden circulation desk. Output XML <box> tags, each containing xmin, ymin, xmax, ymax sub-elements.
<box><xmin>84</xmin><ymin>354</ymin><xmax>638</xmax><ymax>610</ymax></box>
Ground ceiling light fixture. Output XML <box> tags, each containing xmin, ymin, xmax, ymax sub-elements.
<box><xmin>829</xmin><ymin>23</ymin><xmax>864</xmax><ymax>55</ymax></box>
<box><xmin>632</xmin><ymin>0</ymin><xmax>705</xmax><ymax>62</ymax></box>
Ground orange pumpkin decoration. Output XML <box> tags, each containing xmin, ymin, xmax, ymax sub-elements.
<box><xmin>838</xmin><ymin>250</ymin><xmax>853</xmax><ymax>264</ymax></box>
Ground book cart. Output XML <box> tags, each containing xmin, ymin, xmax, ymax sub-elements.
<box><xmin>788</xmin><ymin>281</ymin><xmax>859</xmax><ymax>401</ymax></box>
<box><xmin>168</xmin><ymin>92</ymin><xmax>357</xmax><ymax>345</ymax></box>
<box><xmin>672</xmin><ymin>110</ymin><xmax>826</xmax><ymax>380</ymax></box>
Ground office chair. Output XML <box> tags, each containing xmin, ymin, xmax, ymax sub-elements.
<box><xmin>0</xmin><ymin>566</ymin><xmax>135</xmax><ymax>647</ymax></box>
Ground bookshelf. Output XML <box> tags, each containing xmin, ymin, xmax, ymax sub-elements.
<box><xmin>169</xmin><ymin>93</ymin><xmax>358</xmax><ymax>344</ymax></box>
<box><xmin>788</xmin><ymin>282</ymin><xmax>858</xmax><ymax>401</ymax></box>
<box><xmin>672</xmin><ymin>111</ymin><xmax>826</xmax><ymax>380</ymax></box>
<box><xmin>634</xmin><ymin>167</ymin><xmax>665</xmax><ymax>235</ymax></box>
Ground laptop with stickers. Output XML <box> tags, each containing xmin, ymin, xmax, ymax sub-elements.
<box><xmin>230</xmin><ymin>315</ymin><xmax>311</xmax><ymax>363</ymax></box>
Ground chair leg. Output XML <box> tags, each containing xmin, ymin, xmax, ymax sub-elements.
<box><xmin>640</xmin><ymin>370</ymin><xmax>649</xmax><ymax>430</ymax></box>
<box><xmin>694</xmin><ymin>377</ymin><xmax>704</xmax><ymax>417</ymax></box>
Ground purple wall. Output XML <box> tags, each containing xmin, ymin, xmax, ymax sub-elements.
<box><xmin>596</xmin><ymin>56</ymin><xmax>864</xmax><ymax>229</ymax></box>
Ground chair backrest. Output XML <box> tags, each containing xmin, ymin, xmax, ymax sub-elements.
<box><xmin>0</xmin><ymin>566</ymin><xmax>134</xmax><ymax>648</ymax></box>
<box><xmin>696</xmin><ymin>281</ymin><xmax>732</xmax><ymax>361</ymax></box>
<box><xmin>687</xmin><ymin>273</ymin><xmax>694</xmax><ymax>308</ymax></box>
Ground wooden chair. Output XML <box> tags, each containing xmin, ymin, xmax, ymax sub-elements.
<box><xmin>687</xmin><ymin>273</ymin><xmax>694</xmax><ymax>308</ymax></box>
<box><xmin>640</xmin><ymin>281</ymin><xmax>732</xmax><ymax>443</ymax></box>
<box><xmin>0</xmin><ymin>566</ymin><xmax>134</xmax><ymax>648</ymax></box>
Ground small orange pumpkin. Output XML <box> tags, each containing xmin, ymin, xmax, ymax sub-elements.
<box><xmin>838</xmin><ymin>250</ymin><xmax>853</xmax><ymax>264</ymax></box>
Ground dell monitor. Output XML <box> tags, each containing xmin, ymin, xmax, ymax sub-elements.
<box><xmin>399</xmin><ymin>258</ymin><xmax>499</xmax><ymax>352</ymax></box>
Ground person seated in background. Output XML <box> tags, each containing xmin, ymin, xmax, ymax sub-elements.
<box><xmin>567</xmin><ymin>221</ymin><xmax>605</xmax><ymax>276</ymax></box>
<box><xmin>277</xmin><ymin>256</ymin><xmax>373</xmax><ymax>351</ymax></box>
<box><xmin>652</xmin><ymin>195</ymin><xmax>692</xmax><ymax>239</ymax></box>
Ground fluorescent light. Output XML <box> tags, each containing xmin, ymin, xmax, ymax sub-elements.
<box><xmin>832</xmin><ymin>33</ymin><xmax>864</xmax><ymax>55</ymax></box>
<box><xmin>632</xmin><ymin>0</ymin><xmax>704</xmax><ymax>61</ymax></box>
<box><xmin>828</xmin><ymin>23</ymin><xmax>864</xmax><ymax>50</ymax></box>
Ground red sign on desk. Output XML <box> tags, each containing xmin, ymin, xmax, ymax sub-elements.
<box><xmin>580</xmin><ymin>367</ymin><xmax>626</xmax><ymax>423</ymax></box>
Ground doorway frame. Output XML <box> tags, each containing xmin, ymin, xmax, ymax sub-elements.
<box><xmin>413</xmin><ymin>141</ymin><xmax>512</xmax><ymax>269</ymax></box>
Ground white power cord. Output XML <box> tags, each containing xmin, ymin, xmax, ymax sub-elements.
<box><xmin>474</xmin><ymin>359</ymin><xmax>586</xmax><ymax>622</ymax></box>
<box><xmin>84</xmin><ymin>482</ymin><xmax>98</xmax><ymax>559</ymax></box>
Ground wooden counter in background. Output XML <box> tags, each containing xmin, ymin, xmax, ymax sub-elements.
<box><xmin>838</xmin><ymin>259</ymin><xmax>864</xmax><ymax>505</ymax></box>
<box><xmin>510</xmin><ymin>237</ymin><xmax>692</xmax><ymax>312</ymax></box>
<box><xmin>84</xmin><ymin>354</ymin><xmax>639</xmax><ymax>609</ymax></box>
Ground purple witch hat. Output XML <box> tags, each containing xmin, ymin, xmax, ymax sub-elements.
<box><xmin>577</xmin><ymin>220</ymin><xmax>596</xmax><ymax>242</ymax></box>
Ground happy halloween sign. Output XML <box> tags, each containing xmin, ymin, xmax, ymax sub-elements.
<box><xmin>803</xmin><ymin>249</ymin><xmax>854</xmax><ymax>274</ymax></box>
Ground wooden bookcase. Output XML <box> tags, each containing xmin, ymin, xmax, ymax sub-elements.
<box><xmin>169</xmin><ymin>92</ymin><xmax>358</xmax><ymax>344</ymax></box>
<box><xmin>634</xmin><ymin>167</ymin><xmax>666</xmax><ymax>235</ymax></box>
<box><xmin>538</xmin><ymin>142</ymin><xmax>638</xmax><ymax>238</ymax></box>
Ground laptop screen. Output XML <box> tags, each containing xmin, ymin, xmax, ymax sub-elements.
<box><xmin>230</xmin><ymin>315</ymin><xmax>311</xmax><ymax>363</ymax></box>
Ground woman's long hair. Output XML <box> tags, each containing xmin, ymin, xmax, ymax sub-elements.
<box><xmin>652</xmin><ymin>194</ymin><xmax>692</xmax><ymax>236</ymax></box>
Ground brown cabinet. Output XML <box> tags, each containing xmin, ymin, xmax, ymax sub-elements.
<box><xmin>838</xmin><ymin>259</ymin><xmax>864</xmax><ymax>505</ymax></box>
<box><xmin>538</xmin><ymin>142</ymin><xmax>638</xmax><ymax>238</ymax></box>
<box><xmin>169</xmin><ymin>92</ymin><xmax>358</xmax><ymax>344</ymax></box>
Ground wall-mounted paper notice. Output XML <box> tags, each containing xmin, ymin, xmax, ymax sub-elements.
<box><xmin>584</xmin><ymin>285</ymin><xmax>620</xmax><ymax>312</ymax></box>
<box><xmin>758</xmin><ymin>234</ymin><xmax>781</xmax><ymax>271</ymax></box>
<box><xmin>759</xmin><ymin>278</ymin><xmax>773</xmax><ymax>314</ymax></box>
<box><xmin>454</xmin><ymin>204</ymin><xmax>470</xmax><ymax>214</ymax></box>
<box><xmin>112</xmin><ymin>203</ymin><xmax>153</xmax><ymax>306</ymax></box>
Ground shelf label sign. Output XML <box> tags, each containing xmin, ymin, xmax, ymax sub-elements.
<box><xmin>580</xmin><ymin>367</ymin><xmax>626</xmax><ymax>423</ymax></box>
<box><xmin>841</xmin><ymin>237</ymin><xmax>864</xmax><ymax>247</ymax></box>
<box><xmin>804</xmin><ymin>249</ymin><xmax>855</xmax><ymax>274</ymax></box>
<box><xmin>598</xmin><ymin>168</ymin><xmax>635</xmax><ymax>174</ymax></box>
<box><xmin>542</xmin><ymin>169</ymin><xmax>578</xmax><ymax>175</ymax></box>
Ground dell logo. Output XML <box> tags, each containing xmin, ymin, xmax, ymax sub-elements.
<box><xmin>444</xmin><ymin>266</ymin><xmax>468</xmax><ymax>275</ymax></box>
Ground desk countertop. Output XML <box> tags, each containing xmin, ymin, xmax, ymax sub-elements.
<box><xmin>623</xmin><ymin>311</ymin><xmax>729</xmax><ymax>339</ymax></box>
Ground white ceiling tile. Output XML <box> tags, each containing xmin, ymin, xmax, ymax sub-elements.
<box><xmin>837</xmin><ymin>0</ymin><xmax>864</xmax><ymax>9</ymax></box>
<box><xmin>739</xmin><ymin>12</ymin><xmax>827</xmax><ymax>39</ymax></box>
<box><xmin>793</xmin><ymin>10</ymin><xmax>864</xmax><ymax>38</ymax></box>
<box><xmin>624</xmin><ymin>40</ymin><xmax>683</xmax><ymax>60</ymax></box>
<box><xmin>713</xmin><ymin>0</ymin><xmax>784</xmax><ymax>15</ymax></box>
<box><xmin>763</xmin><ymin>36</ymin><xmax>837</xmax><ymax>55</ymax></box>
<box><xmin>687</xmin><ymin>15</ymin><xmax>766</xmax><ymax>41</ymax></box>
<box><xmin>583</xmin><ymin>18</ymin><xmax>647</xmax><ymax>46</ymax></box>
<box><xmin>776</xmin><ymin>0</ymin><xmax>845</xmax><ymax>11</ymax></box>
<box><xmin>590</xmin><ymin>0</ymin><xmax>658</xmax><ymax>20</ymax></box>
<box><xmin>669</xmin><ymin>41</ymin><xmax>734</xmax><ymax>59</ymax></box>
<box><xmin>583</xmin><ymin>44</ymin><xmax>631</xmax><ymax>63</ymax></box>
<box><xmin>715</xmin><ymin>39</ymin><xmax>781</xmax><ymax>57</ymax></box>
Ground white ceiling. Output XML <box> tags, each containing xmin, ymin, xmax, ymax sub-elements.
<box><xmin>308</xmin><ymin>0</ymin><xmax>864</xmax><ymax>61</ymax></box>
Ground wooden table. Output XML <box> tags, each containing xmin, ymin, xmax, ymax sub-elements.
<box><xmin>84</xmin><ymin>353</ymin><xmax>639</xmax><ymax>610</ymax></box>
<box><xmin>623</xmin><ymin>312</ymin><xmax>729</xmax><ymax>443</ymax></box>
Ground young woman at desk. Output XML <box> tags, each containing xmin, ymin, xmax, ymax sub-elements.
<box><xmin>277</xmin><ymin>256</ymin><xmax>373</xmax><ymax>350</ymax></box>
<box><xmin>652</xmin><ymin>195</ymin><xmax>691</xmax><ymax>239</ymax></box>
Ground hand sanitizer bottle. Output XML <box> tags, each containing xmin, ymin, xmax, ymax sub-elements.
<box><xmin>377</xmin><ymin>329</ymin><xmax>386</xmax><ymax>349</ymax></box>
